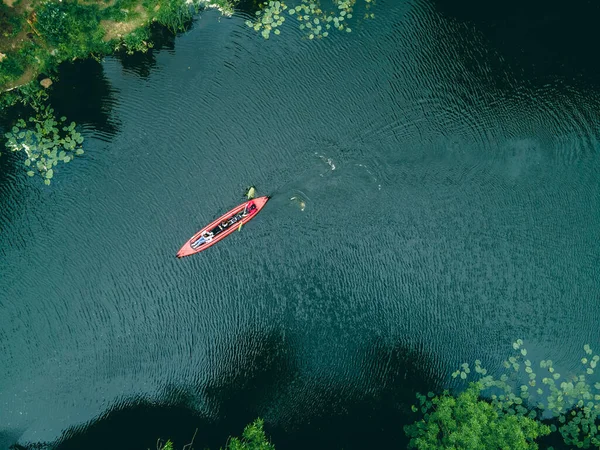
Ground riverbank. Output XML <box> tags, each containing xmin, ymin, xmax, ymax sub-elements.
<box><xmin>0</xmin><ymin>0</ymin><xmax>235</xmax><ymax>104</ymax></box>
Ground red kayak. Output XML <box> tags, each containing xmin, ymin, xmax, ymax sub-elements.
<box><xmin>176</xmin><ymin>196</ymin><xmax>269</xmax><ymax>257</ymax></box>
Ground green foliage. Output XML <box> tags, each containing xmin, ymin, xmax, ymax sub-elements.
<box><xmin>0</xmin><ymin>52</ymin><xmax>27</xmax><ymax>86</ymax></box>
<box><xmin>0</xmin><ymin>4</ymin><xmax>24</xmax><ymax>38</ymax></box>
<box><xmin>449</xmin><ymin>340</ymin><xmax>600</xmax><ymax>449</ymax></box>
<box><xmin>160</xmin><ymin>440</ymin><xmax>174</xmax><ymax>450</ymax></box>
<box><xmin>154</xmin><ymin>0</ymin><xmax>196</xmax><ymax>33</ymax></box>
<box><xmin>223</xmin><ymin>419</ymin><xmax>275</xmax><ymax>450</ymax></box>
<box><xmin>158</xmin><ymin>419</ymin><xmax>275</xmax><ymax>450</ymax></box>
<box><xmin>119</xmin><ymin>27</ymin><xmax>154</xmax><ymax>54</ymax></box>
<box><xmin>405</xmin><ymin>383</ymin><xmax>550</xmax><ymax>449</ymax></box>
<box><xmin>246</xmin><ymin>0</ymin><xmax>376</xmax><ymax>39</ymax></box>
<box><xmin>4</xmin><ymin>92</ymin><xmax>84</xmax><ymax>184</ymax></box>
<box><xmin>0</xmin><ymin>81</ymin><xmax>46</xmax><ymax>110</ymax></box>
<box><xmin>151</xmin><ymin>0</ymin><xmax>237</xmax><ymax>34</ymax></box>
<box><xmin>1</xmin><ymin>0</ymin><xmax>241</xmax><ymax>96</ymax></box>
<box><xmin>35</xmin><ymin>1</ymin><xmax>109</xmax><ymax>59</ymax></box>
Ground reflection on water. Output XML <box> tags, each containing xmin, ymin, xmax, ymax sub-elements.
<box><xmin>115</xmin><ymin>24</ymin><xmax>178</xmax><ymax>79</ymax></box>
<box><xmin>47</xmin><ymin>334</ymin><xmax>439</xmax><ymax>450</ymax></box>
<box><xmin>1</xmin><ymin>0</ymin><xmax>599</xmax><ymax>449</ymax></box>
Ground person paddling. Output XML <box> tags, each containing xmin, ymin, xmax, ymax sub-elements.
<box><xmin>244</xmin><ymin>186</ymin><xmax>256</xmax><ymax>200</ymax></box>
<box><xmin>243</xmin><ymin>200</ymin><xmax>257</xmax><ymax>216</ymax></box>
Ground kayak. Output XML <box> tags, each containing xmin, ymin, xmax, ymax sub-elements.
<box><xmin>176</xmin><ymin>196</ymin><xmax>269</xmax><ymax>258</ymax></box>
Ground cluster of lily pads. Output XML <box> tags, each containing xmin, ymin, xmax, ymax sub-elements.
<box><xmin>4</xmin><ymin>104</ymin><xmax>84</xmax><ymax>185</ymax></box>
<box><xmin>246</xmin><ymin>0</ymin><xmax>375</xmax><ymax>40</ymax></box>
<box><xmin>450</xmin><ymin>339</ymin><xmax>600</xmax><ymax>449</ymax></box>
<box><xmin>246</xmin><ymin>0</ymin><xmax>288</xmax><ymax>39</ymax></box>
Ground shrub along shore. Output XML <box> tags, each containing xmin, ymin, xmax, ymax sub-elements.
<box><xmin>0</xmin><ymin>0</ymin><xmax>235</xmax><ymax>105</ymax></box>
<box><xmin>0</xmin><ymin>0</ymin><xmax>376</xmax><ymax>106</ymax></box>
<box><xmin>1</xmin><ymin>0</ymin><xmax>375</xmax><ymax>184</ymax></box>
<box><xmin>0</xmin><ymin>0</ymin><xmax>235</xmax><ymax>183</ymax></box>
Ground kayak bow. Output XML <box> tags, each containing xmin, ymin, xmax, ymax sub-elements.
<box><xmin>176</xmin><ymin>196</ymin><xmax>269</xmax><ymax>258</ymax></box>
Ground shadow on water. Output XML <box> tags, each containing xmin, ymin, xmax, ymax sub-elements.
<box><xmin>232</xmin><ymin>0</ymin><xmax>261</xmax><ymax>16</ymax></box>
<box><xmin>113</xmin><ymin>24</ymin><xmax>177</xmax><ymax>79</ymax></box>
<box><xmin>12</xmin><ymin>329</ymin><xmax>295</xmax><ymax>450</ymax></box>
<box><xmin>1</xmin><ymin>429</ymin><xmax>24</xmax><ymax>450</ymax></box>
<box><xmin>270</xmin><ymin>338</ymin><xmax>442</xmax><ymax>450</ymax></box>
<box><xmin>48</xmin><ymin>400</ymin><xmax>217</xmax><ymax>450</ymax></box>
<box><xmin>11</xmin><ymin>332</ymin><xmax>440</xmax><ymax>450</ymax></box>
<box><xmin>47</xmin><ymin>23</ymin><xmax>182</xmax><ymax>136</ymax></box>
<box><xmin>432</xmin><ymin>0</ymin><xmax>600</xmax><ymax>85</ymax></box>
<box><xmin>49</xmin><ymin>59</ymin><xmax>120</xmax><ymax>138</ymax></box>
<box><xmin>200</xmin><ymin>327</ymin><xmax>298</xmax><ymax>434</ymax></box>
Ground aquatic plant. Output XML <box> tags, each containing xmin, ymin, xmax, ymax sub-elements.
<box><xmin>159</xmin><ymin>439</ymin><xmax>174</xmax><ymax>450</ymax></box>
<box><xmin>4</xmin><ymin>93</ymin><xmax>84</xmax><ymax>185</ymax></box>
<box><xmin>405</xmin><ymin>383</ymin><xmax>551</xmax><ymax>449</ymax></box>
<box><xmin>245</xmin><ymin>0</ymin><xmax>375</xmax><ymax>39</ymax></box>
<box><xmin>409</xmin><ymin>340</ymin><xmax>600</xmax><ymax>449</ymax></box>
<box><xmin>0</xmin><ymin>81</ymin><xmax>46</xmax><ymax>110</ymax></box>
<box><xmin>224</xmin><ymin>419</ymin><xmax>275</xmax><ymax>450</ymax></box>
<box><xmin>147</xmin><ymin>0</ymin><xmax>235</xmax><ymax>34</ymax></box>
<box><xmin>158</xmin><ymin>419</ymin><xmax>274</xmax><ymax>450</ymax></box>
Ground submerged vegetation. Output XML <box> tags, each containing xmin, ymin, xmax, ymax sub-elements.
<box><xmin>246</xmin><ymin>0</ymin><xmax>376</xmax><ymax>39</ymax></box>
<box><xmin>408</xmin><ymin>340</ymin><xmax>600</xmax><ymax>449</ymax></box>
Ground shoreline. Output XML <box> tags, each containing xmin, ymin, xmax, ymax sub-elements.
<box><xmin>0</xmin><ymin>0</ymin><xmax>235</xmax><ymax>104</ymax></box>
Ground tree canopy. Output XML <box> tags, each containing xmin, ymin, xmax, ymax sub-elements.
<box><xmin>405</xmin><ymin>384</ymin><xmax>551</xmax><ymax>450</ymax></box>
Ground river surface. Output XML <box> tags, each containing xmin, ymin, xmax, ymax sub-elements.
<box><xmin>1</xmin><ymin>0</ymin><xmax>599</xmax><ymax>448</ymax></box>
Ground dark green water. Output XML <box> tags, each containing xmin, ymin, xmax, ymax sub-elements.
<box><xmin>1</xmin><ymin>0</ymin><xmax>599</xmax><ymax>448</ymax></box>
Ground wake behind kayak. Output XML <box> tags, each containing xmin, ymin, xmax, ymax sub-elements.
<box><xmin>176</xmin><ymin>196</ymin><xmax>269</xmax><ymax>257</ymax></box>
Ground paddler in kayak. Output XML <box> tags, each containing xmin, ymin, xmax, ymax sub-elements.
<box><xmin>243</xmin><ymin>200</ymin><xmax>257</xmax><ymax>216</ymax></box>
<box><xmin>241</xmin><ymin>186</ymin><xmax>258</xmax><ymax>217</ymax></box>
<box><xmin>244</xmin><ymin>185</ymin><xmax>256</xmax><ymax>200</ymax></box>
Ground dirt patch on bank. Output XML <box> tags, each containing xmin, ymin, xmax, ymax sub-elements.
<box><xmin>78</xmin><ymin>0</ymin><xmax>117</xmax><ymax>8</ymax></box>
<box><xmin>100</xmin><ymin>4</ymin><xmax>149</xmax><ymax>41</ymax></box>
<box><xmin>0</xmin><ymin>25</ymin><xmax>34</xmax><ymax>54</ymax></box>
<box><xmin>0</xmin><ymin>0</ymin><xmax>36</xmax><ymax>52</ymax></box>
<box><xmin>4</xmin><ymin>66</ymin><xmax>36</xmax><ymax>90</ymax></box>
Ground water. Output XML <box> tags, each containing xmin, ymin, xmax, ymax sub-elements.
<box><xmin>1</xmin><ymin>0</ymin><xmax>599</xmax><ymax>448</ymax></box>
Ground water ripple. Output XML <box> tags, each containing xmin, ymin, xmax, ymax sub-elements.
<box><xmin>1</xmin><ymin>0</ymin><xmax>600</xmax><ymax>448</ymax></box>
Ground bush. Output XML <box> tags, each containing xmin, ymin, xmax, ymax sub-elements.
<box><xmin>154</xmin><ymin>0</ymin><xmax>196</xmax><ymax>33</ymax></box>
<box><xmin>120</xmin><ymin>27</ymin><xmax>154</xmax><ymax>54</ymax></box>
<box><xmin>0</xmin><ymin>4</ymin><xmax>24</xmax><ymax>37</ymax></box>
<box><xmin>223</xmin><ymin>419</ymin><xmax>275</xmax><ymax>450</ymax></box>
<box><xmin>35</xmin><ymin>1</ymin><xmax>108</xmax><ymax>58</ymax></box>
<box><xmin>405</xmin><ymin>384</ymin><xmax>551</xmax><ymax>449</ymax></box>
<box><xmin>438</xmin><ymin>340</ymin><xmax>600</xmax><ymax>449</ymax></box>
<box><xmin>0</xmin><ymin>52</ymin><xmax>27</xmax><ymax>86</ymax></box>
